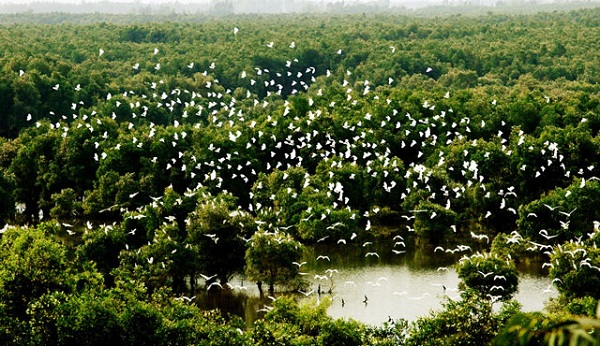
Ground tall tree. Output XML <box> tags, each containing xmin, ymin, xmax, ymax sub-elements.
<box><xmin>245</xmin><ymin>231</ymin><xmax>304</xmax><ymax>294</ymax></box>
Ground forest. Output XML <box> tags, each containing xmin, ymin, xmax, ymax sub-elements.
<box><xmin>1</xmin><ymin>6</ymin><xmax>600</xmax><ymax>345</ymax></box>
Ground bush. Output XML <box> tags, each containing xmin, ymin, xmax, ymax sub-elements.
<box><xmin>408</xmin><ymin>289</ymin><xmax>520</xmax><ymax>346</ymax></box>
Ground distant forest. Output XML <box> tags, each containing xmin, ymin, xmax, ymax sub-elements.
<box><xmin>1</xmin><ymin>0</ymin><xmax>600</xmax><ymax>17</ymax></box>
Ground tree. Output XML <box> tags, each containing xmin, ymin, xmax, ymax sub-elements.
<box><xmin>518</xmin><ymin>179</ymin><xmax>600</xmax><ymax>243</ymax></box>
<box><xmin>27</xmin><ymin>286</ymin><xmax>250</xmax><ymax>346</ymax></box>
<box><xmin>0</xmin><ymin>223</ymin><xmax>73</xmax><ymax>320</ymax></box>
<box><xmin>250</xmin><ymin>167</ymin><xmax>311</xmax><ymax>228</ymax></box>
<box><xmin>457</xmin><ymin>252</ymin><xmax>519</xmax><ymax>302</ymax></box>
<box><xmin>251</xmin><ymin>296</ymin><xmax>363</xmax><ymax>346</ymax></box>
<box><xmin>8</xmin><ymin>123</ymin><xmax>61</xmax><ymax>222</ymax></box>
<box><xmin>77</xmin><ymin>223</ymin><xmax>128</xmax><ymax>288</ymax></box>
<box><xmin>494</xmin><ymin>311</ymin><xmax>600</xmax><ymax>346</ymax></box>
<box><xmin>413</xmin><ymin>200</ymin><xmax>457</xmax><ymax>245</ymax></box>
<box><xmin>49</xmin><ymin>187</ymin><xmax>79</xmax><ymax>220</ymax></box>
<box><xmin>0</xmin><ymin>168</ymin><xmax>15</xmax><ymax>224</ymax></box>
<box><xmin>245</xmin><ymin>231</ymin><xmax>304</xmax><ymax>294</ymax></box>
<box><xmin>490</xmin><ymin>232</ymin><xmax>531</xmax><ymax>263</ymax></box>
<box><xmin>549</xmin><ymin>241</ymin><xmax>600</xmax><ymax>300</ymax></box>
<box><xmin>186</xmin><ymin>194</ymin><xmax>256</xmax><ymax>285</ymax></box>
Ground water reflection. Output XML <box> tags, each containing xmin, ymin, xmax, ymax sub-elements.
<box><xmin>196</xmin><ymin>242</ymin><xmax>557</xmax><ymax>326</ymax></box>
<box><xmin>196</xmin><ymin>289</ymin><xmax>265</xmax><ymax>329</ymax></box>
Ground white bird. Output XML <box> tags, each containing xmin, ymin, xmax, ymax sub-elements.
<box><xmin>478</xmin><ymin>270</ymin><xmax>494</xmax><ymax>278</ymax></box>
<box><xmin>321</xmin><ymin>267</ymin><xmax>338</xmax><ymax>275</ymax></box>
<box><xmin>175</xmin><ymin>295</ymin><xmax>196</xmax><ymax>302</ymax></box>
<box><xmin>327</xmin><ymin>222</ymin><xmax>345</xmax><ymax>229</ymax></box>
<box><xmin>559</xmin><ymin>208</ymin><xmax>577</xmax><ymax>218</ymax></box>
<box><xmin>408</xmin><ymin>293</ymin><xmax>430</xmax><ymax>300</ymax></box>
<box><xmin>207</xmin><ymin>282</ymin><xmax>223</xmax><ymax>290</ymax></box>
<box><xmin>543</xmin><ymin>204</ymin><xmax>559</xmax><ymax>211</ymax></box>
<box><xmin>200</xmin><ymin>273</ymin><xmax>217</xmax><ymax>281</ymax></box>
<box><xmin>539</xmin><ymin>229</ymin><xmax>559</xmax><ymax>240</ymax></box>
<box><xmin>470</xmin><ymin>232</ymin><xmax>490</xmax><ymax>243</ymax></box>
<box><xmin>298</xmin><ymin>289</ymin><xmax>314</xmax><ymax>297</ymax></box>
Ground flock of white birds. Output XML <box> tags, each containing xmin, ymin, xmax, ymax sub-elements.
<box><xmin>11</xmin><ymin>25</ymin><xmax>600</xmax><ymax>311</ymax></box>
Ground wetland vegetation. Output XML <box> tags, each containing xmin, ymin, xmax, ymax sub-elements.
<box><xmin>2</xmin><ymin>6</ymin><xmax>600</xmax><ymax>345</ymax></box>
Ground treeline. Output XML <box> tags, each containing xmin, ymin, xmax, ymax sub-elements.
<box><xmin>1</xmin><ymin>8</ymin><xmax>600</xmax><ymax>345</ymax></box>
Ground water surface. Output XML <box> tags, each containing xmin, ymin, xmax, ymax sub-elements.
<box><xmin>198</xmin><ymin>242</ymin><xmax>557</xmax><ymax>326</ymax></box>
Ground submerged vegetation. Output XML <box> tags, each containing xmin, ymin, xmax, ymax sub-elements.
<box><xmin>1</xmin><ymin>6</ymin><xmax>600</xmax><ymax>344</ymax></box>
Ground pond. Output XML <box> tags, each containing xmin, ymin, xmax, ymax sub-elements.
<box><xmin>196</xmin><ymin>241</ymin><xmax>557</xmax><ymax>327</ymax></box>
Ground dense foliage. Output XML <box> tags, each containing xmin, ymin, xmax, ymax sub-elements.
<box><xmin>1</xmin><ymin>7</ymin><xmax>600</xmax><ymax>344</ymax></box>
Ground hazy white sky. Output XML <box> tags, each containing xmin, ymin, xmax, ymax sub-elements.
<box><xmin>0</xmin><ymin>0</ymin><xmax>414</xmax><ymax>4</ymax></box>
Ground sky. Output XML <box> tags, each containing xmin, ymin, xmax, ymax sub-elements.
<box><xmin>0</xmin><ymin>0</ymin><xmax>451</xmax><ymax>10</ymax></box>
<box><xmin>0</xmin><ymin>0</ymin><xmax>591</xmax><ymax>13</ymax></box>
<box><xmin>0</xmin><ymin>0</ymin><xmax>434</xmax><ymax>4</ymax></box>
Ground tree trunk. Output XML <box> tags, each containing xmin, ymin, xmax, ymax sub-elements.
<box><xmin>257</xmin><ymin>281</ymin><xmax>263</xmax><ymax>296</ymax></box>
<box><xmin>190</xmin><ymin>274</ymin><xmax>196</xmax><ymax>294</ymax></box>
